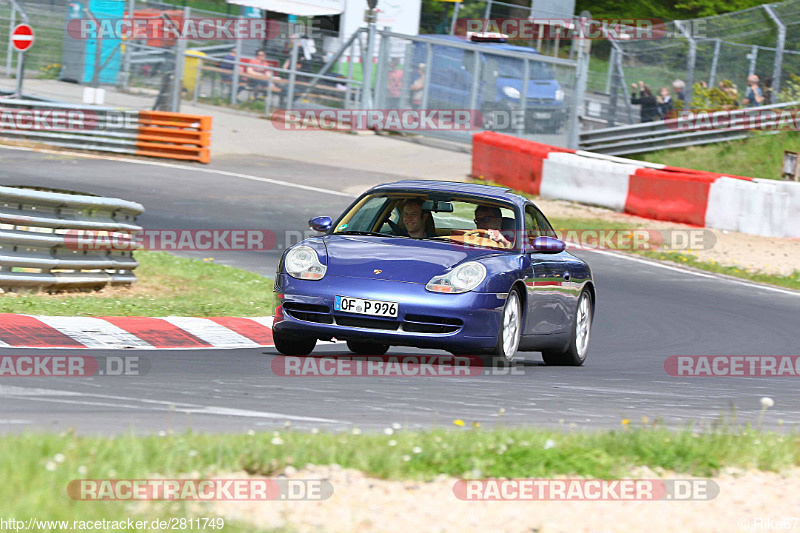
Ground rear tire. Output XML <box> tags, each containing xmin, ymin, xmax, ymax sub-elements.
<box><xmin>347</xmin><ymin>340</ymin><xmax>389</xmax><ymax>356</ymax></box>
<box><xmin>483</xmin><ymin>288</ymin><xmax>522</xmax><ymax>368</ymax></box>
<box><xmin>542</xmin><ymin>289</ymin><xmax>593</xmax><ymax>366</ymax></box>
<box><xmin>274</xmin><ymin>331</ymin><xmax>316</xmax><ymax>356</ymax></box>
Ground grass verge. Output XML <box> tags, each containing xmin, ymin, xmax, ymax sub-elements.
<box><xmin>3</xmin><ymin>422</ymin><xmax>797</xmax><ymax>529</ymax></box>
<box><xmin>628</xmin><ymin>130</ymin><xmax>800</xmax><ymax>181</ymax></box>
<box><xmin>0</xmin><ymin>251</ymin><xmax>274</xmax><ymax>317</ymax></box>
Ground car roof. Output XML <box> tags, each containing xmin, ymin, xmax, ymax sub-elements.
<box><xmin>423</xmin><ymin>34</ymin><xmax>541</xmax><ymax>55</ymax></box>
<box><xmin>368</xmin><ymin>180</ymin><xmax>529</xmax><ymax>205</ymax></box>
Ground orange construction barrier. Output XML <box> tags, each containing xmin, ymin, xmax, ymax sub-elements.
<box><xmin>136</xmin><ymin>111</ymin><xmax>211</xmax><ymax>164</ymax></box>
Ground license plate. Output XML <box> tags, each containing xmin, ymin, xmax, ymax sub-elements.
<box><xmin>535</xmin><ymin>112</ymin><xmax>551</xmax><ymax>119</ymax></box>
<box><xmin>334</xmin><ymin>295</ymin><xmax>398</xmax><ymax>318</ymax></box>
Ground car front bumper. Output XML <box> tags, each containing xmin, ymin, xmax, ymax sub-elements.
<box><xmin>272</xmin><ymin>274</ymin><xmax>507</xmax><ymax>351</ymax></box>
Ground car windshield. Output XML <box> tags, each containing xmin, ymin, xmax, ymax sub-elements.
<box><xmin>492</xmin><ymin>56</ymin><xmax>555</xmax><ymax>81</ymax></box>
<box><xmin>332</xmin><ymin>192</ymin><xmax>518</xmax><ymax>250</ymax></box>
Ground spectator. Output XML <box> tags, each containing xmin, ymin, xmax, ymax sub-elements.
<box><xmin>218</xmin><ymin>48</ymin><xmax>236</xmax><ymax>83</ymax></box>
<box><xmin>672</xmin><ymin>79</ymin><xmax>686</xmax><ymax>106</ymax></box>
<box><xmin>387</xmin><ymin>58</ymin><xmax>403</xmax><ymax>109</ymax></box>
<box><xmin>742</xmin><ymin>75</ymin><xmax>764</xmax><ymax>107</ymax></box>
<box><xmin>631</xmin><ymin>81</ymin><xmax>659</xmax><ymax>122</ymax></box>
<box><xmin>410</xmin><ymin>63</ymin><xmax>426</xmax><ymax>109</ymax></box>
<box><xmin>247</xmin><ymin>49</ymin><xmax>279</xmax><ymax>100</ymax></box>
<box><xmin>657</xmin><ymin>86</ymin><xmax>674</xmax><ymax>119</ymax></box>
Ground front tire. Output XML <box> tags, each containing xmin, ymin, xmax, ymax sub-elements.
<box><xmin>542</xmin><ymin>289</ymin><xmax>593</xmax><ymax>366</ymax></box>
<box><xmin>346</xmin><ymin>340</ymin><xmax>389</xmax><ymax>355</ymax></box>
<box><xmin>483</xmin><ymin>288</ymin><xmax>522</xmax><ymax>367</ymax></box>
<box><xmin>274</xmin><ymin>330</ymin><xmax>316</xmax><ymax>356</ymax></box>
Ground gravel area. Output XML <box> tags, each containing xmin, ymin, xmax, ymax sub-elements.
<box><xmin>206</xmin><ymin>465</ymin><xmax>800</xmax><ymax>532</ymax></box>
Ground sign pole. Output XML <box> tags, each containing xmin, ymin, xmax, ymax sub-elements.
<box><xmin>15</xmin><ymin>51</ymin><xmax>24</xmax><ymax>97</ymax></box>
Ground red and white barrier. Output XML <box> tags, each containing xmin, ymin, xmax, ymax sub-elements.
<box><xmin>471</xmin><ymin>132</ymin><xmax>800</xmax><ymax>238</ymax></box>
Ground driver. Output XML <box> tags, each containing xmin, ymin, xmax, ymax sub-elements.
<box><xmin>399</xmin><ymin>198</ymin><xmax>437</xmax><ymax>238</ymax></box>
<box><xmin>464</xmin><ymin>205</ymin><xmax>513</xmax><ymax>248</ymax></box>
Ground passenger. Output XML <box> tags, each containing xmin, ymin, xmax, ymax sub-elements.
<box><xmin>399</xmin><ymin>198</ymin><xmax>436</xmax><ymax>238</ymax></box>
<box><xmin>464</xmin><ymin>205</ymin><xmax>513</xmax><ymax>248</ymax></box>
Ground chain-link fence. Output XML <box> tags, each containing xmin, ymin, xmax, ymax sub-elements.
<box><xmin>2</xmin><ymin>0</ymin><xmax>799</xmax><ymax>139</ymax></box>
<box><xmin>369</xmin><ymin>29</ymin><xmax>578</xmax><ymax>145</ymax></box>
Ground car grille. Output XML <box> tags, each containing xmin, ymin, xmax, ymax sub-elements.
<box><xmin>283</xmin><ymin>304</ymin><xmax>463</xmax><ymax>334</ymax></box>
<box><xmin>403</xmin><ymin>314</ymin><xmax>463</xmax><ymax>334</ymax></box>
<box><xmin>283</xmin><ymin>303</ymin><xmax>334</xmax><ymax>324</ymax></box>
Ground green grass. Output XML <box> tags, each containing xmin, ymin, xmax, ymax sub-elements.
<box><xmin>629</xmin><ymin>130</ymin><xmax>800</xmax><ymax>180</ymax></box>
<box><xmin>638</xmin><ymin>250</ymin><xmax>800</xmax><ymax>290</ymax></box>
<box><xmin>0</xmin><ymin>251</ymin><xmax>274</xmax><ymax>317</ymax></box>
<box><xmin>3</xmin><ymin>422</ymin><xmax>798</xmax><ymax>530</ymax></box>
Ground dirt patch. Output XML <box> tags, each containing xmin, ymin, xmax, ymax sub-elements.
<box><xmin>207</xmin><ymin>465</ymin><xmax>800</xmax><ymax>532</ymax></box>
<box><xmin>535</xmin><ymin>197</ymin><xmax>800</xmax><ymax>276</ymax></box>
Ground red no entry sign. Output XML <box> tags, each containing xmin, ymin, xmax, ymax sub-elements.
<box><xmin>11</xmin><ymin>24</ymin><xmax>34</xmax><ymax>52</ymax></box>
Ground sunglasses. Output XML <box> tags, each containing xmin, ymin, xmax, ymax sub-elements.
<box><xmin>474</xmin><ymin>215</ymin><xmax>499</xmax><ymax>224</ymax></box>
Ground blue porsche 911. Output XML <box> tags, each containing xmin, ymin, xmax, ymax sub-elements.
<box><xmin>272</xmin><ymin>180</ymin><xmax>595</xmax><ymax>366</ymax></box>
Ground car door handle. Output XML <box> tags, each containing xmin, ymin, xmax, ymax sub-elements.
<box><xmin>563</xmin><ymin>271</ymin><xmax>571</xmax><ymax>281</ymax></box>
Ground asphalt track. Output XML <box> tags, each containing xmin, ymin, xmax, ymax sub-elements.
<box><xmin>1</xmin><ymin>146</ymin><xmax>799</xmax><ymax>434</ymax></box>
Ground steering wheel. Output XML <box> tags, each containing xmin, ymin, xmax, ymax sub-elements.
<box><xmin>383</xmin><ymin>217</ymin><xmax>402</xmax><ymax>235</ymax></box>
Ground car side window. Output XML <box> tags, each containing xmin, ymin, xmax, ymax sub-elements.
<box><xmin>526</xmin><ymin>205</ymin><xmax>557</xmax><ymax>241</ymax></box>
<box><xmin>533</xmin><ymin>207</ymin><xmax>557</xmax><ymax>238</ymax></box>
<box><xmin>525</xmin><ymin>205</ymin><xmax>541</xmax><ymax>243</ymax></box>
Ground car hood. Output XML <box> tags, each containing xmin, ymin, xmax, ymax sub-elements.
<box><xmin>322</xmin><ymin>235</ymin><xmax>503</xmax><ymax>283</ymax></box>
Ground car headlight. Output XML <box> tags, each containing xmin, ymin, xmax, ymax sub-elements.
<box><xmin>285</xmin><ymin>245</ymin><xmax>326</xmax><ymax>280</ymax></box>
<box><xmin>502</xmin><ymin>86</ymin><xmax>520</xmax><ymax>100</ymax></box>
<box><xmin>426</xmin><ymin>261</ymin><xmax>487</xmax><ymax>294</ymax></box>
<box><xmin>555</xmin><ymin>89</ymin><xmax>565</xmax><ymax>101</ymax></box>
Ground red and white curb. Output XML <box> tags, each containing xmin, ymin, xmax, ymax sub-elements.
<box><xmin>0</xmin><ymin>314</ymin><xmax>276</xmax><ymax>349</ymax></box>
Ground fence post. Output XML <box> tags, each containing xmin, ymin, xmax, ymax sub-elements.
<box><xmin>170</xmin><ymin>6</ymin><xmax>189</xmax><ymax>112</ymax></box>
<box><xmin>483</xmin><ymin>0</ymin><xmax>492</xmax><ymax>20</ymax></box>
<box><xmin>605</xmin><ymin>46</ymin><xmax>616</xmax><ymax>94</ymax></box>
<box><xmin>748</xmin><ymin>46</ymin><xmax>758</xmax><ymax>77</ymax></box>
<box><xmin>708</xmin><ymin>38</ymin><xmax>721</xmax><ymax>87</ymax></box>
<box><xmin>374</xmin><ymin>27</ymin><xmax>391</xmax><ymax>110</ymax></box>
<box><xmin>120</xmin><ymin>0</ymin><xmax>135</xmax><ymax>90</ymax></box>
<box><xmin>567</xmin><ymin>16</ymin><xmax>591</xmax><ymax>150</ymax></box>
<box><xmin>675</xmin><ymin>20</ymin><xmax>696</xmax><ymax>103</ymax></box>
<box><xmin>764</xmin><ymin>5</ymin><xmax>785</xmax><ymax>99</ymax></box>
<box><xmin>6</xmin><ymin>5</ymin><xmax>16</xmax><ymax>77</ymax></box>
<box><xmin>421</xmin><ymin>42</ymin><xmax>433</xmax><ymax>111</ymax></box>
<box><xmin>286</xmin><ymin>38</ymin><xmax>299</xmax><ymax>111</ymax></box>
<box><xmin>230</xmin><ymin>31</ymin><xmax>243</xmax><ymax>106</ymax></box>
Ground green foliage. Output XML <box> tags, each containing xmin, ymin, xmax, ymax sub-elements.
<box><xmin>778</xmin><ymin>74</ymin><xmax>800</xmax><ymax>103</ymax></box>
<box><xmin>673</xmin><ymin>0</ymin><xmax>766</xmax><ymax>18</ymax></box>
<box><xmin>690</xmin><ymin>79</ymin><xmax>740</xmax><ymax>110</ymax></box>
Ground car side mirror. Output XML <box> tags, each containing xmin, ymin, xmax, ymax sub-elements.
<box><xmin>531</xmin><ymin>236</ymin><xmax>565</xmax><ymax>253</ymax></box>
<box><xmin>309</xmin><ymin>216</ymin><xmax>332</xmax><ymax>233</ymax></box>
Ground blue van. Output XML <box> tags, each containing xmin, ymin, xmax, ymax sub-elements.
<box><xmin>411</xmin><ymin>34</ymin><xmax>566</xmax><ymax>133</ymax></box>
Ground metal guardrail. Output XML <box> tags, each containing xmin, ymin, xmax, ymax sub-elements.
<box><xmin>0</xmin><ymin>99</ymin><xmax>212</xmax><ymax>163</ymax></box>
<box><xmin>0</xmin><ymin>186</ymin><xmax>144</xmax><ymax>290</ymax></box>
<box><xmin>578</xmin><ymin>101</ymin><xmax>800</xmax><ymax>156</ymax></box>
